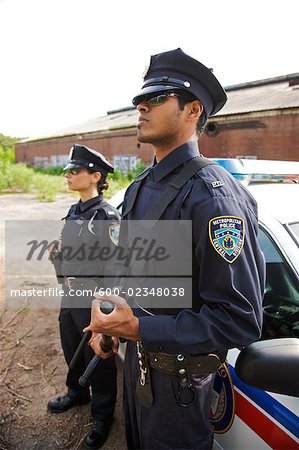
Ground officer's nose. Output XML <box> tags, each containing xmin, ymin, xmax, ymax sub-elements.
<box><xmin>137</xmin><ymin>100</ymin><xmax>149</xmax><ymax>112</ymax></box>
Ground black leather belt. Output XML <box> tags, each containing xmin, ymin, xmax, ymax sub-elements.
<box><xmin>147</xmin><ymin>351</ymin><xmax>224</xmax><ymax>376</ymax></box>
<box><xmin>65</xmin><ymin>277</ymin><xmax>100</xmax><ymax>291</ymax></box>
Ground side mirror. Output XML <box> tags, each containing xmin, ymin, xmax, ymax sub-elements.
<box><xmin>235</xmin><ymin>338</ymin><xmax>299</xmax><ymax>397</ymax></box>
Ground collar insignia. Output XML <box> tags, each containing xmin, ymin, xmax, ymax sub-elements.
<box><xmin>211</xmin><ymin>180</ymin><xmax>223</xmax><ymax>188</ymax></box>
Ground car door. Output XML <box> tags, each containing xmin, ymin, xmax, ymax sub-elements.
<box><xmin>213</xmin><ymin>223</ymin><xmax>299</xmax><ymax>450</ymax></box>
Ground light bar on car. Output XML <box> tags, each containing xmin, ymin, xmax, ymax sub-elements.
<box><xmin>213</xmin><ymin>159</ymin><xmax>299</xmax><ymax>184</ymax></box>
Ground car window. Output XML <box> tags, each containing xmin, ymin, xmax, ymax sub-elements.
<box><xmin>258</xmin><ymin>227</ymin><xmax>299</xmax><ymax>340</ymax></box>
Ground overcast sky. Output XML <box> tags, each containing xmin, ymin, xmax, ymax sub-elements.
<box><xmin>1</xmin><ymin>0</ymin><xmax>298</xmax><ymax>138</ymax></box>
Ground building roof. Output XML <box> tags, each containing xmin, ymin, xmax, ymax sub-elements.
<box><xmin>222</xmin><ymin>73</ymin><xmax>299</xmax><ymax>116</ymax></box>
<box><xmin>22</xmin><ymin>73</ymin><xmax>299</xmax><ymax>143</ymax></box>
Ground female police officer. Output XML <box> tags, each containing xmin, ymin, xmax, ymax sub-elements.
<box><xmin>47</xmin><ymin>144</ymin><xmax>120</xmax><ymax>449</ymax></box>
<box><xmin>84</xmin><ymin>49</ymin><xmax>265</xmax><ymax>449</ymax></box>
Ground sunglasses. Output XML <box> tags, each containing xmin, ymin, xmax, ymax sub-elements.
<box><xmin>139</xmin><ymin>92</ymin><xmax>182</xmax><ymax>107</ymax></box>
<box><xmin>66</xmin><ymin>168</ymin><xmax>84</xmax><ymax>175</ymax></box>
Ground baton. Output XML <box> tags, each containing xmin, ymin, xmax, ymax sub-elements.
<box><xmin>79</xmin><ymin>301</ymin><xmax>114</xmax><ymax>387</ymax></box>
<box><xmin>69</xmin><ymin>330</ymin><xmax>92</xmax><ymax>370</ymax></box>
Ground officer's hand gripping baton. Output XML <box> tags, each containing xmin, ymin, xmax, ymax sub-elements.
<box><xmin>79</xmin><ymin>301</ymin><xmax>114</xmax><ymax>387</ymax></box>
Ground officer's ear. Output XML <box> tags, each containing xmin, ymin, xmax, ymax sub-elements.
<box><xmin>186</xmin><ymin>100</ymin><xmax>203</xmax><ymax>121</ymax></box>
<box><xmin>92</xmin><ymin>171</ymin><xmax>102</xmax><ymax>183</ymax></box>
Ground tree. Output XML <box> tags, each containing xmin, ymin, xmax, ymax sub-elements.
<box><xmin>0</xmin><ymin>133</ymin><xmax>20</xmax><ymax>163</ymax></box>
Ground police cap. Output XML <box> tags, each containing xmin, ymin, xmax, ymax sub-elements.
<box><xmin>132</xmin><ymin>48</ymin><xmax>227</xmax><ymax>119</ymax></box>
<box><xmin>63</xmin><ymin>144</ymin><xmax>114</xmax><ymax>175</ymax></box>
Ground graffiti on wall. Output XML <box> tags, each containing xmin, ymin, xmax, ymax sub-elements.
<box><xmin>33</xmin><ymin>154</ymin><xmax>139</xmax><ymax>172</ymax></box>
<box><xmin>33</xmin><ymin>155</ymin><xmax>69</xmax><ymax>168</ymax></box>
<box><xmin>113</xmin><ymin>155</ymin><xmax>138</xmax><ymax>173</ymax></box>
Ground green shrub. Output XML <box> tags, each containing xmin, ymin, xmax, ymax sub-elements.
<box><xmin>0</xmin><ymin>158</ymin><xmax>146</xmax><ymax>202</ymax></box>
<box><xmin>0</xmin><ymin>133</ymin><xmax>19</xmax><ymax>164</ymax></box>
<box><xmin>110</xmin><ymin>168</ymin><xmax>122</xmax><ymax>181</ymax></box>
<box><xmin>0</xmin><ymin>169</ymin><xmax>8</xmax><ymax>190</ymax></box>
<box><xmin>0</xmin><ymin>162</ymin><xmax>33</xmax><ymax>192</ymax></box>
<box><xmin>0</xmin><ymin>162</ymin><xmax>68</xmax><ymax>201</ymax></box>
<box><xmin>105</xmin><ymin>178</ymin><xmax>130</xmax><ymax>199</ymax></box>
<box><xmin>33</xmin><ymin>166</ymin><xmax>65</xmax><ymax>176</ymax></box>
<box><xmin>0</xmin><ymin>147</ymin><xmax>15</xmax><ymax>164</ymax></box>
<box><xmin>132</xmin><ymin>161</ymin><xmax>147</xmax><ymax>177</ymax></box>
<box><xmin>31</xmin><ymin>173</ymin><xmax>67</xmax><ymax>202</ymax></box>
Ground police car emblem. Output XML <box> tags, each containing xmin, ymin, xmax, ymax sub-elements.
<box><xmin>109</xmin><ymin>223</ymin><xmax>120</xmax><ymax>246</ymax></box>
<box><xmin>210</xmin><ymin>363</ymin><xmax>235</xmax><ymax>433</ymax></box>
<box><xmin>209</xmin><ymin>216</ymin><xmax>244</xmax><ymax>263</ymax></box>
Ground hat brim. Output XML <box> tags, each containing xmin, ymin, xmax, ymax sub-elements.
<box><xmin>63</xmin><ymin>162</ymin><xmax>112</xmax><ymax>175</ymax></box>
<box><xmin>132</xmin><ymin>85</ymin><xmax>182</xmax><ymax>106</ymax></box>
<box><xmin>63</xmin><ymin>162</ymin><xmax>84</xmax><ymax>170</ymax></box>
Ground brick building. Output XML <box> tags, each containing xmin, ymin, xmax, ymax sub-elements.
<box><xmin>15</xmin><ymin>73</ymin><xmax>299</xmax><ymax>171</ymax></box>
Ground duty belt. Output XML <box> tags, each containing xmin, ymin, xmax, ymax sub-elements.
<box><xmin>147</xmin><ymin>351</ymin><xmax>225</xmax><ymax>376</ymax></box>
<box><xmin>136</xmin><ymin>346</ymin><xmax>226</xmax><ymax>408</ymax></box>
<box><xmin>65</xmin><ymin>277</ymin><xmax>100</xmax><ymax>291</ymax></box>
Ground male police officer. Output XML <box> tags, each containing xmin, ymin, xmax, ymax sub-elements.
<box><xmin>47</xmin><ymin>145</ymin><xmax>120</xmax><ymax>449</ymax></box>
<box><xmin>84</xmin><ymin>48</ymin><xmax>265</xmax><ymax>449</ymax></box>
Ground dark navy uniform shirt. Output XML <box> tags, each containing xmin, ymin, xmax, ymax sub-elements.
<box><xmin>60</xmin><ymin>194</ymin><xmax>120</xmax><ymax>279</ymax></box>
<box><xmin>66</xmin><ymin>194</ymin><xmax>114</xmax><ymax>220</ymax></box>
<box><xmin>122</xmin><ymin>142</ymin><xmax>265</xmax><ymax>356</ymax></box>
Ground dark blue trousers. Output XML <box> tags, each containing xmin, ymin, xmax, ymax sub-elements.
<box><xmin>59</xmin><ymin>307</ymin><xmax>117</xmax><ymax>421</ymax></box>
<box><xmin>124</xmin><ymin>342</ymin><xmax>214</xmax><ymax>450</ymax></box>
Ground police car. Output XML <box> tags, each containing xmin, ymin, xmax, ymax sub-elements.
<box><xmin>109</xmin><ymin>159</ymin><xmax>299</xmax><ymax>449</ymax></box>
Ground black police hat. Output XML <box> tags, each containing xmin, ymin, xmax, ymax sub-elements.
<box><xmin>64</xmin><ymin>144</ymin><xmax>114</xmax><ymax>175</ymax></box>
<box><xmin>132</xmin><ymin>48</ymin><xmax>227</xmax><ymax>119</ymax></box>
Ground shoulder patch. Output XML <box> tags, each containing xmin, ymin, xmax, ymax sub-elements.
<box><xmin>209</xmin><ymin>216</ymin><xmax>245</xmax><ymax>263</ymax></box>
<box><xmin>109</xmin><ymin>223</ymin><xmax>120</xmax><ymax>246</ymax></box>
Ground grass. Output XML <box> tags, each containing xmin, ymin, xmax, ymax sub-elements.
<box><xmin>0</xmin><ymin>162</ymin><xmax>131</xmax><ymax>202</ymax></box>
<box><xmin>31</xmin><ymin>173</ymin><xmax>67</xmax><ymax>202</ymax></box>
<box><xmin>105</xmin><ymin>178</ymin><xmax>130</xmax><ymax>199</ymax></box>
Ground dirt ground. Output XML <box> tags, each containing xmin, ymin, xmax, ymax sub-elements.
<box><xmin>0</xmin><ymin>194</ymin><xmax>127</xmax><ymax>450</ymax></box>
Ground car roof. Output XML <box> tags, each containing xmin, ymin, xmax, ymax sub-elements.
<box><xmin>108</xmin><ymin>171</ymin><xmax>299</xmax><ymax>275</ymax></box>
<box><xmin>247</xmin><ymin>183</ymin><xmax>299</xmax><ymax>225</ymax></box>
<box><xmin>109</xmin><ymin>173</ymin><xmax>299</xmax><ymax>225</ymax></box>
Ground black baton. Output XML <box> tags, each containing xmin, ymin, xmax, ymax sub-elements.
<box><xmin>69</xmin><ymin>330</ymin><xmax>92</xmax><ymax>370</ymax></box>
<box><xmin>79</xmin><ymin>301</ymin><xmax>115</xmax><ymax>387</ymax></box>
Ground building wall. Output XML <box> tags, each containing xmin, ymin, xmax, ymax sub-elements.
<box><xmin>15</xmin><ymin>128</ymin><xmax>154</xmax><ymax>171</ymax></box>
<box><xmin>200</xmin><ymin>110</ymin><xmax>299</xmax><ymax>161</ymax></box>
<box><xmin>15</xmin><ymin>109</ymin><xmax>299</xmax><ymax>169</ymax></box>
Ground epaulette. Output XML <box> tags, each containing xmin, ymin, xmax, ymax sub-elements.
<box><xmin>97</xmin><ymin>203</ymin><xmax>121</xmax><ymax>220</ymax></box>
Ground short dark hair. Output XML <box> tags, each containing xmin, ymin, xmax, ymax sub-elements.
<box><xmin>88</xmin><ymin>170</ymin><xmax>109</xmax><ymax>194</ymax></box>
<box><xmin>177</xmin><ymin>91</ymin><xmax>206</xmax><ymax>136</ymax></box>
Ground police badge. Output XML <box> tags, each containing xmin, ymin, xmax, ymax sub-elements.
<box><xmin>209</xmin><ymin>216</ymin><xmax>245</xmax><ymax>263</ymax></box>
<box><xmin>109</xmin><ymin>223</ymin><xmax>120</xmax><ymax>246</ymax></box>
